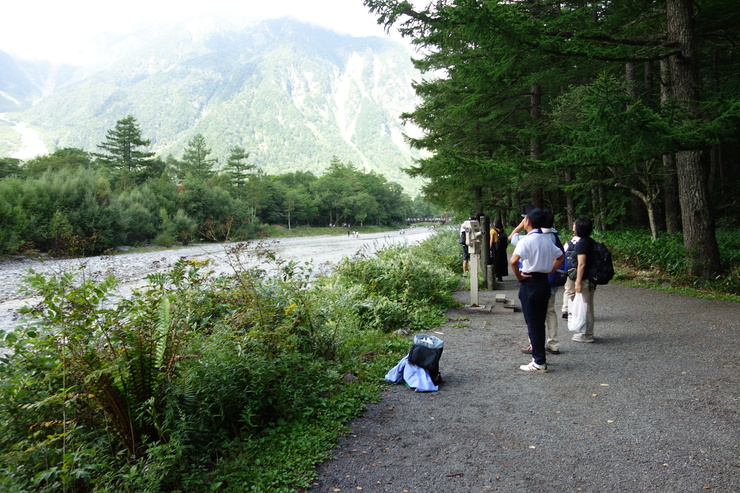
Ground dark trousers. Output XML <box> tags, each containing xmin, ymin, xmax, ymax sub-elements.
<box><xmin>518</xmin><ymin>274</ymin><xmax>550</xmax><ymax>365</ymax></box>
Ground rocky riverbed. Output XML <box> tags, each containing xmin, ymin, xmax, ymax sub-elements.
<box><xmin>0</xmin><ymin>228</ymin><xmax>435</xmax><ymax>333</ymax></box>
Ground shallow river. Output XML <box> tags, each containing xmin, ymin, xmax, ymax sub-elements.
<box><xmin>0</xmin><ymin>228</ymin><xmax>436</xmax><ymax>333</ymax></box>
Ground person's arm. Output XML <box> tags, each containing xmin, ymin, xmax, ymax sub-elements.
<box><xmin>508</xmin><ymin>218</ymin><xmax>526</xmax><ymax>242</ymax></box>
<box><xmin>510</xmin><ymin>252</ymin><xmax>530</xmax><ymax>282</ymax></box>
<box><xmin>551</xmin><ymin>253</ymin><xmax>565</xmax><ymax>275</ymax></box>
<box><xmin>575</xmin><ymin>253</ymin><xmax>587</xmax><ymax>293</ymax></box>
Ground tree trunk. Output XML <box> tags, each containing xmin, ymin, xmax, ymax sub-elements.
<box><xmin>530</xmin><ymin>84</ymin><xmax>544</xmax><ymax>209</ymax></box>
<box><xmin>616</xmin><ymin>184</ymin><xmax>658</xmax><ymax>239</ymax></box>
<box><xmin>564</xmin><ymin>169</ymin><xmax>575</xmax><ymax>228</ymax></box>
<box><xmin>666</xmin><ymin>0</ymin><xmax>721</xmax><ymax>277</ymax></box>
<box><xmin>659</xmin><ymin>58</ymin><xmax>682</xmax><ymax>234</ymax></box>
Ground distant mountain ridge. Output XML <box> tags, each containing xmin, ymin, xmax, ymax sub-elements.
<box><xmin>0</xmin><ymin>18</ymin><xmax>424</xmax><ymax>191</ymax></box>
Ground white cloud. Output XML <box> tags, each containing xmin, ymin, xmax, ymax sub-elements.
<box><xmin>2</xmin><ymin>0</ymin><xmax>394</xmax><ymax>63</ymax></box>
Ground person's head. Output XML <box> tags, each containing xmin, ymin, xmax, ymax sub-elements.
<box><xmin>542</xmin><ymin>210</ymin><xmax>555</xmax><ymax>229</ymax></box>
<box><xmin>574</xmin><ymin>217</ymin><xmax>593</xmax><ymax>237</ymax></box>
<box><xmin>526</xmin><ymin>208</ymin><xmax>546</xmax><ymax>229</ymax></box>
<box><xmin>494</xmin><ymin>218</ymin><xmax>503</xmax><ymax>230</ymax></box>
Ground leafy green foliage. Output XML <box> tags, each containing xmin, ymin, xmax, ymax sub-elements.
<box><xmin>0</xmin><ymin>231</ymin><xmax>460</xmax><ymax>491</ymax></box>
<box><xmin>596</xmin><ymin>229</ymin><xmax>740</xmax><ymax>297</ymax></box>
<box><xmin>366</xmin><ymin>0</ymin><xmax>740</xmax><ymax>278</ymax></box>
<box><xmin>333</xmin><ymin>239</ymin><xmax>459</xmax><ymax>332</ymax></box>
<box><xmin>0</xmin><ymin>146</ymin><xmax>428</xmax><ymax>255</ymax></box>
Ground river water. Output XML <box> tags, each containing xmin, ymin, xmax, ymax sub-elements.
<box><xmin>0</xmin><ymin>228</ymin><xmax>436</xmax><ymax>334</ymax></box>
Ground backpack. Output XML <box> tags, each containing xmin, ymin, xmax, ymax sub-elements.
<box><xmin>548</xmin><ymin>231</ymin><xmax>567</xmax><ymax>287</ymax></box>
<box><xmin>589</xmin><ymin>241</ymin><xmax>615</xmax><ymax>285</ymax></box>
<box><xmin>495</xmin><ymin>230</ymin><xmax>508</xmax><ymax>252</ymax></box>
<box><xmin>407</xmin><ymin>334</ymin><xmax>444</xmax><ymax>385</ymax></box>
<box><xmin>566</xmin><ymin>240</ymin><xmax>579</xmax><ymax>281</ymax></box>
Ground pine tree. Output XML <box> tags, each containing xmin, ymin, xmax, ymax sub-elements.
<box><xmin>94</xmin><ymin>115</ymin><xmax>155</xmax><ymax>175</ymax></box>
<box><xmin>224</xmin><ymin>146</ymin><xmax>255</xmax><ymax>193</ymax></box>
<box><xmin>181</xmin><ymin>133</ymin><xmax>217</xmax><ymax>180</ymax></box>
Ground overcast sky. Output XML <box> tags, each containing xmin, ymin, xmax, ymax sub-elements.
<box><xmin>2</xmin><ymin>0</ymin><xmax>403</xmax><ymax>64</ymax></box>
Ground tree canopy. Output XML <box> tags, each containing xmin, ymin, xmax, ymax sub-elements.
<box><xmin>365</xmin><ymin>0</ymin><xmax>740</xmax><ymax>278</ymax></box>
<box><xmin>93</xmin><ymin>115</ymin><xmax>156</xmax><ymax>185</ymax></box>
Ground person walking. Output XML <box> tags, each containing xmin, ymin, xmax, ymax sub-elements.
<box><xmin>510</xmin><ymin>208</ymin><xmax>565</xmax><ymax>372</ymax></box>
<box><xmin>572</xmin><ymin>217</ymin><xmax>597</xmax><ymax>343</ymax></box>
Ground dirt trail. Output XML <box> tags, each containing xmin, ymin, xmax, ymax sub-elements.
<box><xmin>311</xmin><ymin>280</ymin><xmax>740</xmax><ymax>492</ymax></box>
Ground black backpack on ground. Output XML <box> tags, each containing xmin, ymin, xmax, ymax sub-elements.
<box><xmin>408</xmin><ymin>335</ymin><xmax>444</xmax><ymax>385</ymax></box>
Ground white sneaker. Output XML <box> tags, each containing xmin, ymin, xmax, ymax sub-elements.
<box><xmin>519</xmin><ymin>360</ymin><xmax>548</xmax><ymax>372</ymax></box>
<box><xmin>572</xmin><ymin>334</ymin><xmax>595</xmax><ymax>343</ymax></box>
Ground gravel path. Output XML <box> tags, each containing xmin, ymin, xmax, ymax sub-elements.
<box><xmin>310</xmin><ymin>280</ymin><xmax>740</xmax><ymax>492</ymax></box>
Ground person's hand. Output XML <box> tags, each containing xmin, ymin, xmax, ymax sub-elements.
<box><xmin>575</xmin><ymin>281</ymin><xmax>582</xmax><ymax>293</ymax></box>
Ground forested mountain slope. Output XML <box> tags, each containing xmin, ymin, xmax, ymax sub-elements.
<box><xmin>1</xmin><ymin>18</ymin><xmax>422</xmax><ymax>190</ymax></box>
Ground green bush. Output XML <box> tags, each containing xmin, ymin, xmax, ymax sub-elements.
<box><xmin>0</xmin><ymin>235</ymin><xmax>460</xmax><ymax>491</ymax></box>
<box><xmin>333</xmin><ymin>240</ymin><xmax>459</xmax><ymax>332</ymax></box>
<box><xmin>598</xmin><ymin>228</ymin><xmax>740</xmax><ymax>296</ymax></box>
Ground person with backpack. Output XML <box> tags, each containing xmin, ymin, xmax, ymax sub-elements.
<box><xmin>572</xmin><ymin>217</ymin><xmax>597</xmax><ymax>343</ymax></box>
<box><xmin>509</xmin><ymin>208</ymin><xmax>565</xmax><ymax>372</ymax></box>
<box><xmin>489</xmin><ymin>218</ymin><xmax>508</xmax><ymax>282</ymax></box>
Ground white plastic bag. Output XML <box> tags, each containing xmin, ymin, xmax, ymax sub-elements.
<box><xmin>568</xmin><ymin>293</ymin><xmax>588</xmax><ymax>334</ymax></box>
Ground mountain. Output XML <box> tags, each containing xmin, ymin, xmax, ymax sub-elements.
<box><xmin>1</xmin><ymin>18</ymin><xmax>425</xmax><ymax>192</ymax></box>
<box><xmin>0</xmin><ymin>51</ymin><xmax>78</xmax><ymax>111</ymax></box>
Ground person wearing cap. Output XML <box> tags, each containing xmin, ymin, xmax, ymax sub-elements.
<box><xmin>509</xmin><ymin>208</ymin><xmax>565</xmax><ymax>372</ymax></box>
<box><xmin>459</xmin><ymin>216</ymin><xmax>476</xmax><ymax>276</ymax></box>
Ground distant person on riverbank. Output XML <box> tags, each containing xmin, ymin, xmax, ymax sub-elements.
<box><xmin>572</xmin><ymin>217</ymin><xmax>597</xmax><ymax>343</ymax></box>
<box><xmin>510</xmin><ymin>208</ymin><xmax>564</xmax><ymax>372</ymax></box>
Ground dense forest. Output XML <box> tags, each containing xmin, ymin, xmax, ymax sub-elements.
<box><xmin>0</xmin><ymin>116</ymin><xmax>436</xmax><ymax>257</ymax></box>
<box><xmin>366</xmin><ymin>0</ymin><xmax>739</xmax><ymax>279</ymax></box>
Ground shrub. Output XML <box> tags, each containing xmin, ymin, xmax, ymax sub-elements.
<box><xmin>332</xmin><ymin>238</ymin><xmax>459</xmax><ymax>332</ymax></box>
<box><xmin>0</xmin><ymin>234</ymin><xmax>460</xmax><ymax>491</ymax></box>
<box><xmin>599</xmin><ymin>228</ymin><xmax>740</xmax><ymax>296</ymax></box>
